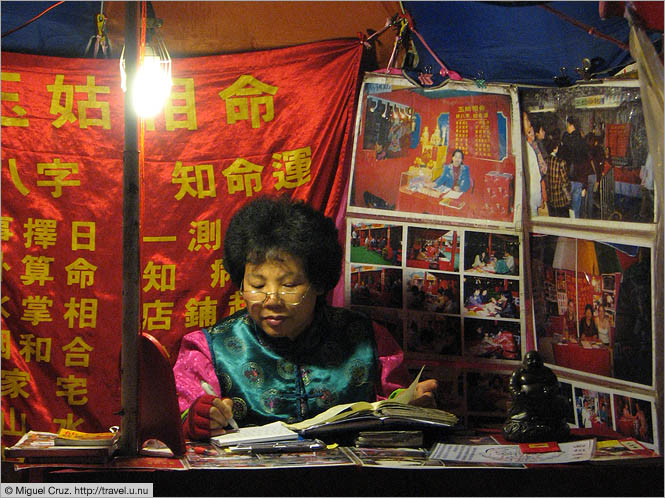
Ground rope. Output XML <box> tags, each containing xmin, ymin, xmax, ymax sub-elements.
<box><xmin>540</xmin><ymin>4</ymin><xmax>630</xmax><ymax>51</ymax></box>
<box><xmin>1</xmin><ymin>1</ymin><xmax>65</xmax><ymax>38</ymax></box>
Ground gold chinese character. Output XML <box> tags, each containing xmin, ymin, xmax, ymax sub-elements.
<box><xmin>1</xmin><ymin>368</ymin><xmax>31</xmax><ymax>398</ymax></box>
<box><xmin>20</xmin><ymin>255</ymin><xmax>55</xmax><ymax>286</ymax></box>
<box><xmin>56</xmin><ymin>374</ymin><xmax>88</xmax><ymax>405</ymax></box>
<box><xmin>72</xmin><ymin>221</ymin><xmax>95</xmax><ymax>251</ymax></box>
<box><xmin>23</xmin><ymin>218</ymin><xmax>57</xmax><ymax>249</ymax></box>
<box><xmin>6</xmin><ymin>159</ymin><xmax>30</xmax><ymax>196</ymax></box>
<box><xmin>63</xmin><ymin>297</ymin><xmax>98</xmax><ymax>329</ymax></box>
<box><xmin>222</xmin><ymin>158</ymin><xmax>263</xmax><ymax>197</ymax></box>
<box><xmin>142</xmin><ymin>261</ymin><xmax>176</xmax><ymax>292</ymax></box>
<box><xmin>20</xmin><ymin>295</ymin><xmax>53</xmax><ymax>325</ymax></box>
<box><xmin>1</xmin><ymin>216</ymin><xmax>14</xmax><ymax>242</ymax></box>
<box><xmin>65</xmin><ymin>257</ymin><xmax>97</xmax><ymax>289</ymax></box>
<box><xmin>52</xmin><ymin>413</ymin><xmax>84</xmax><ymax>432</ymax></box>
<box><xmin>184</xmin><ymin>296</ymin><xmax>218</xmax><ymax>328</ymax></box>
<box><xmin>210</xmin><ymin>259</ymin><xmax>230</xmax><ymax>288</ymax></box>
<box><xmin>18</xmin><ymin>334</ymin><xmax>52</xmax><ymax>363</ymax></box>
<box><xmin>2</xmin><ymin>407</ymin><xmax>28</xmax><ymax>436</ymax></box>
<box><xmin>1</xmin><ymin>329</ymin><xmax>10</xmax><ymax>360</ymax></box>
<box><xmin>47</xmin><ymin>74</ymin><xmax>77</xmax><ymax>128</ymax></box>
<box><xmin>37</xmin><ymin>158</ymin><xmax>80</xmax><ymax>198</ymax></box>
<box><xmin>219</xmin><ymin>75</ymin><xmax>278</xmax><ymax>129</ymax></box>
<box><xmin>172</xmin><ymin>161</ymin><xmax>216</xmax><ymax>199</ymax></box>
<box><xmin>164</xmin><ymin>77</ymin><xmax>198</xmax><ymax>131</ymax></box>
<box><xmin>272</xmin><ymin>147</ymin><xmax>312</xmax><ymax>190</ymax></box>
<box><xmin>1</xmin><ymin>72</ymin><xmax>29</xmax><ymax>127</ymax></box>
<box><xmin>187</xmin><ymin>219</ymin><xmax>221</xmax><ymax>251</ymax></box>
<box><xmin>75</xmin><ymin>75</ymin><xmax>110</xmax><ymax>129</ymax></box>
<box><xmin>227</xmin><ymin>290</ymin><xmax>246</xmax><ymax>316</ymax></box>
<box><xmin>62</xmin><ymin>336</ymin><xmax>93</xmax><ymax>367</ymax></box>
<box><xmin>142</xmin><ymin>300</ymin><xmax>174</xmax><ymax>331</ymax></box>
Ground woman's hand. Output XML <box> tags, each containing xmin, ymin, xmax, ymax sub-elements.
<box><xmin>409</xmin><ymin>379</ymin><xmax>439</xmax><ymax>408</ymax></box>
<box><xmin>209</xmin><ymin>397</ymin><xmax>234</xmax><ymax>436</ymax></box>
<box><xmin>184</xmin><ymin>394</ymin><xmax>235</xmax><ymax>440</ymax></box>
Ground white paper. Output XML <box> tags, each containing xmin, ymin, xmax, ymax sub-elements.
<box><xmin>391</xmin><ymin>365</ymin><xmax>425</xmax><ymax>404</ymax></box>
<box><xmin>443</xmin><ymin>189</ymin><xmax>464</xmax><ymax>199</ymax></box>
<box><xmin>429</xmin><ymin>439</ymin><xmax>596</xmax><ymax>464</ymax></box>
<box><xmin>210</xmin><ymin>421</ymin><xmax>298</xmax><ymax>447</ymax></box>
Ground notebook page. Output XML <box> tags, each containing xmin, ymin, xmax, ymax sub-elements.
<box><xmin>210</xmin><ymin>421</ymin><xmax>298</xmax><ymax>447</ymax></box>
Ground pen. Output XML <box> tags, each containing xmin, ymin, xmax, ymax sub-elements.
<box><xmin>200</xmin><ymin>380</ymin><xmax>239</xmax><ymax>431</ymax></box>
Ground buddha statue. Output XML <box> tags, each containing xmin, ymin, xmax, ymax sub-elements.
<box><xmin>502</xmin><ymin>351</ymin><xmax>571</xmax><ymax>442</ymax></box>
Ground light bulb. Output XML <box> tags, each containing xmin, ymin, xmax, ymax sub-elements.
<box><xmin>132</xmin><ymin>46</ymin><xmax>172</xmax><ymax>118</ymax></box>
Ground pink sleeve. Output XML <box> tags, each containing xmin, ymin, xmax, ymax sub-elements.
<box><xmin>172</xmin><ymin>330</ymin><xmax>221</xmax><ymax>413</ymax></box>
<box><xmin>373</xmin><ymin>321</ymin><xmax>411</xmax><ymax>400</ymax></box>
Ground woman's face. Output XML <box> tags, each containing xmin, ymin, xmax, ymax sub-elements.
<box><xmin>585</xmin><ymin>308</ymin><xmax>593</xmax><ymax>320</ymax></box>
<box><xmin>242</xmin><ymin>252</ymin><xmax>323</xmax><ymax>341</ymax></box>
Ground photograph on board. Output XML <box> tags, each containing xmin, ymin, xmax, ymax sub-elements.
<box><xmin>520</xmin><ymin>82</ymin><xmax>652</xmax><ymax>224</ymax></box>
<box><xmin>530</xmin><ymin>233</ymin><xmax>653</xmax><ymax>387</ymax></box>
<box><xmin>348</xmin><ymin>74</ymin><xmax>520</xmax><ymax>226</ymax></box>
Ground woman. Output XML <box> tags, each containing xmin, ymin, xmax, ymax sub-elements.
<box><xmin>173</xmin><ymin>196</ymin><xmax>437</xmax><ymax>440</ymax></box>
<box><xmin>594</xmin><ymin>303</ymin><xmax>611</xmax><ymax>345</ymax></box>
<box><xmin>432</xmin><ymin>149</ymin><xmax>471</xmax><ymax>192</ymax></box>
<box><xmin>578</xmin><ymin>304</ymin><xmax>599</xmax><ymax>341</ymax></box>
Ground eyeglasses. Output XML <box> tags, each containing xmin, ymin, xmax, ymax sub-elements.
<box><xmin>240</xmin><ymin>283</ymin><xmax>311</xmax><ymax>306</ymax></box>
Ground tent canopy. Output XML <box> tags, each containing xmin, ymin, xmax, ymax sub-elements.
<box><xmin>2</xmin><ymin>1</ymin><xmax>662</xmax><ymax>86</ymax></box>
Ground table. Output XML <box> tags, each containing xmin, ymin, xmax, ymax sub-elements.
<box><xmin>5</xmin><ymin>456</ymin><xmax>662</xmax><ymax>497</ymax></box>
<box><xmin>396</xmin><ymin>188</ymin><xmax>469</xmax><ymax>217</ymax></box>
<box><xmin>552</xmin><ymin>342</ymin><xmax>612</xmax><ymax>377</ymax></box>
<box><xmin>6</xmin><ymin>429</ymin><xmax>662</xmax><ymax>497</ymax></box>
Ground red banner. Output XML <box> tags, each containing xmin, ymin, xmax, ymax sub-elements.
<box><xmin>1</xmin><ymin>39</ymin><xmax>362</xmax><ymax>446</ymax></box>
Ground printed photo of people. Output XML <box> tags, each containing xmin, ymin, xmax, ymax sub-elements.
<box><xmin>350</xmin><ymin>221</ymin><xmax>403</xmax><ymax>267</ymax></box>
<box><xmin>613</xmin><ymin>394</ymin><xmax>654</xmax><ymax>445</ymax></box>
<box><xmin>349</xmin><ymin>265</ymin><xmax>402</xmax><ymax>309</ymax></box>
<box><xmin>405</xmin><ymin>226</ymin><xmax>460</xmax><ymax>272</ymax></box>
<box><xmin>574</xmin><ymin>387</ymin><xmax>612</xmax><ymax>431</ymax></box>
<box><xmin>463</xmin><ymin>276</ymin><xmax>520</xmax><ymax>319</ymax></box>
<box><xmin>405</xmin><ymin>269</ymin><xmax>460</xmax><ymax>314</ymax></box>
<box><xmin>464</xmin><ymin>231</ymin><xmax>519</xmax><ymax>276</ymax></box>
<box><xmin>520</xmin><ymin>84</ymin><xmax>652</xmax><ymax>223</ymax></box>
<box><xmin>351</xmin><ymin>306</ymin><xmax>404</xmax><ymax>351</ymax></box>
<box><xmin>530</xmin><ymin>233</ymin><xmax>653</xmax><ymax>386</ymax></box>
<box><xmin>350</xmin><ymin>76</ymin><xmax>518</xmax><ymax>224</ymax></box>
<box><xmin>466</xmin><ymin>371</ymin><xmax>512</xmax><ymax>416</ymax></box>
<box><xmin>463</xmin><ymin>318</ymin><xmax>521</xmax><ymax>360</ymax></box>
<box><xmin>406</xmin><ymin>312</ymin><xmax>461</xmax><ymax>356</ymax></box>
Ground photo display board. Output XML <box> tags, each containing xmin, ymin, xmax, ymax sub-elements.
<box><xmin>345</xmin><ymin>75</ymin><xmax>660</xmax><ymax>448</ymax></box>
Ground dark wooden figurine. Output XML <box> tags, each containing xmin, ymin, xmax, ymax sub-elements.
<box><xmin>502</xmin><ymin>350</ymin><xmax>570</xmax><ymax>443</ymax></box>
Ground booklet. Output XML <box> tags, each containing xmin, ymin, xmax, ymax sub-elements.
<box><xmin>210</xmin><ymin>421</ymin><xmax>299</xmax><ymax>448</ymax></box>
<box><xmin>283</xmin><ymin>367</ymin><xmax>458</xmax><ymax>438</ymax></box>
<box><xmin>54</xmin><ymin>428</ymin><xmax>118</xmax><ymax>446</ymax></box>
<box><xmin>5</xmin><ymin>431</ymin><xmax>117</xmax><ymax>463</ymax></box>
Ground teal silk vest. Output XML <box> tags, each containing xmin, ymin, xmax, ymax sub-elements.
<box><xmin>203</xmin><ymin>305</ymin><xmax>379</xmax><ymax>426</ymax></box>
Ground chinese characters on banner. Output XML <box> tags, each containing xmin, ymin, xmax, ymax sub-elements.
<box><xmin>1</xmin><ymin>39</ymin><xmax>362</xmax><ymax>446</ymax></box>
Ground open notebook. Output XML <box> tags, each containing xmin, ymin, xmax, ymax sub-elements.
<box><xmin>210</xmin><ymin>421</ymin><xmax>299</xmax><ymax>448</ymax></box>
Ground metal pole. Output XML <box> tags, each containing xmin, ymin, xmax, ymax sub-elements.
<box><xmin>118</xmin><ymin>0</ymin><xmax>140</xmax><ymax>456</ymax></box>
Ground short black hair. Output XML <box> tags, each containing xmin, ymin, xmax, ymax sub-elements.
<box><xmin>223</xmin><ymin>196</ymin><xmax>343</xmax><ymax>293</ymax></box>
